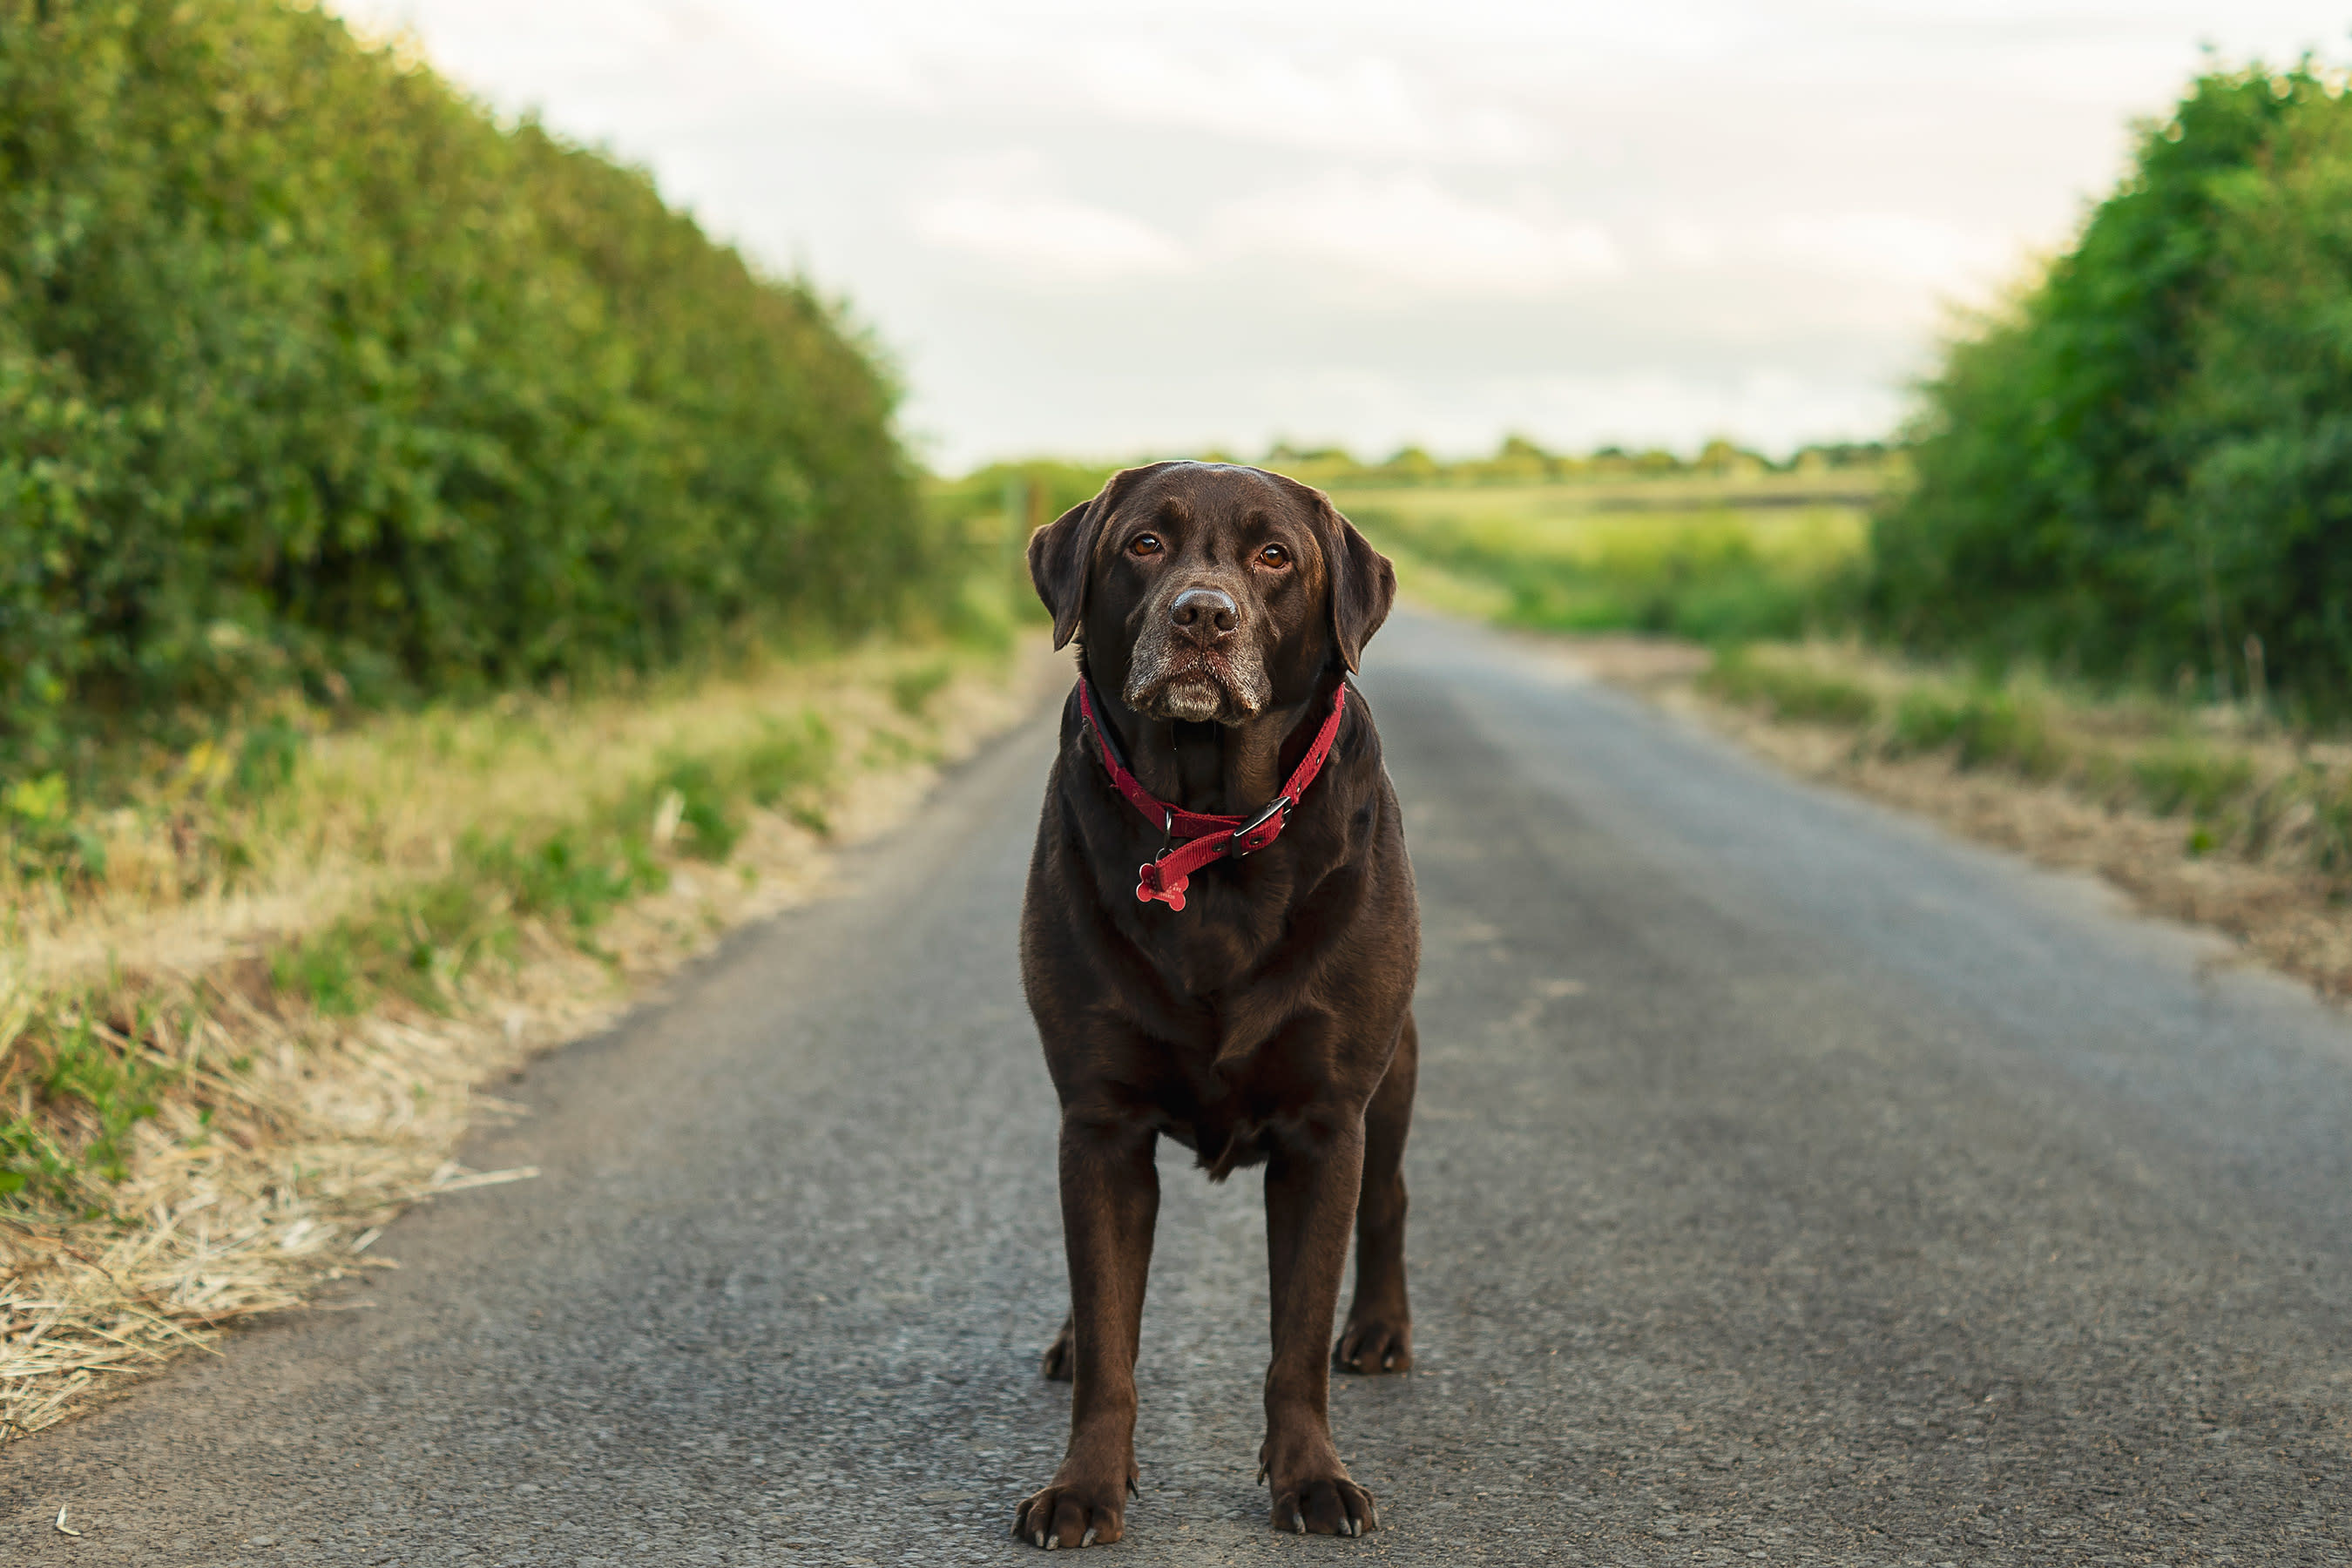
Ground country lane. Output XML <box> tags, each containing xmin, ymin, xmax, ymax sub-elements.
<box><xmin>5</xmin><ymin>609</ymin><xmax>2349</xmax><ymax>1566</ymax></box>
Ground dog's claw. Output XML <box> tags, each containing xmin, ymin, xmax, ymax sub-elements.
<box><xmin>1336</xmin><ymin>1315</ymin><xmax>1413</xmax><ymax>1376</ymax></box>
<box><xmin>1268</xmin><ymin>1477</ymin><xmax>1380</xmax><ymax>1538</ymax></box>
<box><xmin>1013</xmin><ymin>1484</ymin><xmax>1125</xmax><ymax>1550</ymax></box>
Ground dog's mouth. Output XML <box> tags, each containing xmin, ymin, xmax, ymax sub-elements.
<box><xmin>1156</xmin><ymin>668</ymin><xmax>1226</xmax><ymax>722</ymax></box>
<box><xmin>1125</xmin><ymin>645</ymin><xmax>1267</xmax><ymax>725</ymax></box>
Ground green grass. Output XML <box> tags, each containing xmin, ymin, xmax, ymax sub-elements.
<box><xmin>256</xmin><ymin>713</ymin><xmax>836</xmax><ymax>1024</ymax></box>
<box><xmin>2</xmin><ymin>697</ymin><xmax>848</xmax><ymax>1203</ymax></box>
<box><xmin>1701</xmin><ymin>648</ymin><xmax>1878</xmax><ymax>726</ymax></box>
<box><xmin>1882</xmin><ymin>686</ymin><xmax>2065</xmax><ymax>779</ymax></box>
<box><xmin>1701</xmin><ymin>651</ymin><xmax>2077</xmax><ymax>784</ymax></box>
<box><xmin>1330</xmin><ymin>481</ymin><xmax>1873</xmax><ymax>643</ymax></box>
<box><xmin>2128</xmin><ymin>742</ymin><xmax>2259</xmax><ymax>821</ymax></box>
<box><xmin>0</xmin><ymin>1004</ymin><xmax>182</xmax><ymax>1204</ymax></box>
<box><xmin>889</xmin><ymin>661</ymin><xmax>955</xmax><ymax>718</ymax></box>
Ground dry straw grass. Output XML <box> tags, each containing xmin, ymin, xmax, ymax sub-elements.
<box><xmin>0</xmin><ymin>636</ymin><xmax>1058</xmax><ymax>1443</ymax></box>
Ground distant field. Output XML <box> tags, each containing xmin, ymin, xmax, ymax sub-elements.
<box><xmin>1332</xmin><ymin>470</ymin><xmax>1884</xmax><ymax>511</ymax></box>
<box><xmin>1328</xmin><ymin>475</ymin><xmax>1885</xmax><ymax>643</ymax></box>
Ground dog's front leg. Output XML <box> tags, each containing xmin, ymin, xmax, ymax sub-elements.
<box><xmin>1260</xmin><ymin>1112</ymin><xmax>1380</xmax><ymax>1537</ymax></box>
<box><xmin>1013</xmin><ymin>1113</ymin><xmax>1158</xmax><ymax>1549</ymax></box>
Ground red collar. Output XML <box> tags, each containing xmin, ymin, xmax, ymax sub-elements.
<box><xmin>1077</xmin><ymin>677</ymin><xmax>1348</xmax><ymax>912</ymax></box>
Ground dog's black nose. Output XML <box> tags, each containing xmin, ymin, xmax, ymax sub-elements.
<box><xmin>1170</xmin><ymin>586</ymin><xmax>1238</xmax><ymax>642</ymax></box>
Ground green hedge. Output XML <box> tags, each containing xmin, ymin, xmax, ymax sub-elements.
<box><xmin>1869</xmin><ymin>62</ymin><xmax>2352</xmax><ymax>716</ymax></box>
<box><xmin>0</xmin><ymin>0</ymin><xmax>934</xmax><ymax>768</ymax></box>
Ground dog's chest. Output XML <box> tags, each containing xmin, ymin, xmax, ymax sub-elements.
<box><xmin>1137</xmin><ymin>899</ymin><xmax>1288</xmax><ymax>991</ymax></box>
<box><xmin>1136</xmin><ymin>1025</ymin><xmax>1319</xmax><ymax>1176</ymax></box>
<box><xmin>1150</xmin><ymin>1092</ymin><xmax>1281</xmax><ymax>1178</ymax></box>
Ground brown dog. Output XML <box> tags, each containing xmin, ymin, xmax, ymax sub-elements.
<box><xmin>1013</xmin><ymin>461</ymin><xmax>1420</xmax><ymax>1548</ymax></box>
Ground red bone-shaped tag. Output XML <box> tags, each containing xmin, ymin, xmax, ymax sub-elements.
<box><xmin>1136</xmin><ymin>862</ymin><xmax>1188</xmax><ymax>910</ymax></box>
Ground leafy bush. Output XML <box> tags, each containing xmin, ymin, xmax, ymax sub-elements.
<box><xmin>1872</xmin><ymin>61</ymin><xmax>2352</xmax><ymax>714</ymax></box>
<box><xmin>0</xmin><ymin>0</ymin><xmax>937</xmax><ymax>771</ymax></box>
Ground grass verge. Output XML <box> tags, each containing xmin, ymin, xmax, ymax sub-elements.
<box><xmin>1698</xmin><ymin>645</ymin><xmax>2352</xmax><ymax>875</ymax></box>
<box><xmin>1568</xmin><ymin>636</ymin><xmax>2352</xmax><ymax>998</ymax></box>
<box><xmin>0</xmin><ymin>632</ymin><xmax>1057</xmax><ymax>1443</ymax></box>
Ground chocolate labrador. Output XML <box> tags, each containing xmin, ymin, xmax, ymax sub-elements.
<box><xmin>1013</xmin><ymin>460</ymin><xmax>1420</xmax><ymax>1548</ymax></box>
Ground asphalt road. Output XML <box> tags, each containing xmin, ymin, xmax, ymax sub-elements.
<box><xmin>7</xmin><ymin>611</ymin><xmax>2351</xmax><ymax>1567</ymax></box>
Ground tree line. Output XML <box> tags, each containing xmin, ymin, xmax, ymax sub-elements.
<box><xmin>1871</xmin><ymin>60</ymin><xmax>2352</xmax><ymax>717</ymax></box>
<box><xmin>0</xmin><ymin>0</ymin><xmax>940</xmax><ymax>775</ymax></box>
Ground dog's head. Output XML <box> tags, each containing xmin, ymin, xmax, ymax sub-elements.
<box><xmin>1027</xmin><ymin>462</ymin><xmax>1396</xmax><ymax>724</ymax></box>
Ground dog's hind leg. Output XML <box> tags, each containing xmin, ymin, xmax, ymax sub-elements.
<box><xmin>1336</xmin><ymin>1010</ymin><xmax>1416</xmax><ymax>1375</ymax></box>
<box><xmin>1041</xmin><ymin>1313</ymin><xmax>1075</xmax><ymax>1381</ymax></box>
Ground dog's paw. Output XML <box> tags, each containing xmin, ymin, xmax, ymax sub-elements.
<box><xmin>1010</xmin><ymin>1479</ymin><xmax>1129</xmax><ymax>1549</ymax></box>
<box><xmin>1040</xmin><ymin>1315</ymin><xmax>1075</xmax><ymax>1382</ymax></box>
<box><xmin>1334</xmin><ymin>1312</ymin><xmax>1413</xmax><ymax>1374</ymax></box>
<box><xmin>1268</xmin><ymin>1476</ymin><xmax>1379</xmax><ymax>1538</ymax></box>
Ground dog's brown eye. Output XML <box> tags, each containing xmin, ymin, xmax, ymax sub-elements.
<box><xmin>1258</xmin><ymin>544</ymin><xmax>1289</xmax><ymax>568</ymax></box>
<box><xmin>1128</xmin><ymin>534</ymin><xmax>1162</xmax><ymax>558</ymax></box>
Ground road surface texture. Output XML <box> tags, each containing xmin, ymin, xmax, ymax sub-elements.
<box><xmin>6</xmin><ymin>611</ymin><xmax>2350</xmax><ymax>1566</ymax></box>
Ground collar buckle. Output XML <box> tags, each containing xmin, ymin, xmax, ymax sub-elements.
<box><xmin>1226</xmin><ymin>794</ymin><xmax>1292</xmax><ymax>857</ymax></box>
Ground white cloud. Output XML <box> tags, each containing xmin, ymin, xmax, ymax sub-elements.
<box><xmin>1063</xmin><ymin>46</ymin><xmax>1538</xmax><ymax>161</ymax></box>
<box><xmin>332</xmin><ymin>0</ymin><xmax>2352</xmax><ymax>466</ymax></box>
<box><xmin>1763</xmin><ymin>213</ymin><xmax>2020</xmax><ymax>291</ymax></box>
<box><xmin>1631</xmin><ymin>212</ymin><xmax>2026</xmax><ymax>323</ymax></box>
<box><xmin>909</xmin><ymin>189</ymin><xmax>1189</xmax><ymax>283</ymax></box>
<box><xmin>720</xmin><ymin>3</ymin><xmax>935</xmax><ymax>105</ymax></box>
<box><xmin>1211</xmin><ymin>174</ymin><xmax>1623</xmax><ymax>294</ymax></box>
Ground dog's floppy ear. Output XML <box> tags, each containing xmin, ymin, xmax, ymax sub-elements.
<box><xmin>1026</xmin><ymin>464</ymin><xmax>1165</xmax><ymax>649</ymax></box>
<box><xmin>1027</xmin><ymin>497</ymin><xmax>1102</xmax><ymax>651</ymax></box>
<box><xmin>1314</xmin><ymin>497</ymin><xmax>1396</xmax><ymax>672</ymax></box>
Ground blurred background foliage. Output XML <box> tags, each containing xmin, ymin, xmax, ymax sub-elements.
<box><xmin>9</xmin><ymin>0</ymin><xmax>2349</xmax><ymax>816</ymax></box>
<box><xmin>1871</xmin><ymin>61</ymin><xmax>2352</xmax><ymax>719</ymax></box>
<box><xmin>0</xmin><ymin>0</ymin><xmax>944</xmax><ymax>782</ymax></box>
<box><xmin>942</xmin><ymin>60</ymin><xmax>2352</xmax><ymax>727</ymax></box>
<box><xmin>924</xmin><ymin>443</ymin><xmax>1890</xmax><ymax>650</ymax></box>
<box><xmin>947</xmin><ymin>59</ymin><xmax>2352</xmax><ymax>720</ymax></box>
<box><xmin>1330</xmin><ymin>480</ymin><xmax>1874</xmax><ymax>645</ymax></box>
<box><xmin>1305</xmin><ymin>436</ymin><xmax>1884</xmax><ymax>646</ymax></box>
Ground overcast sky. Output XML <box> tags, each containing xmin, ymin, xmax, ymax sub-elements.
<box><xmin>338</xmin><ymin>1</ymin><xmax>2349</xmax><ymax>470</ymax></box>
